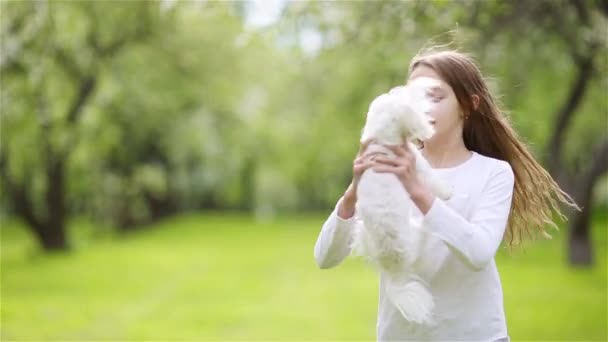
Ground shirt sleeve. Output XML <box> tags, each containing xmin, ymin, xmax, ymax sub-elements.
<box><xmin>422</xmin><ymin>162</ymin><xmax>515</xmax><ymax>271</ymax></box>
<box><xmin>314</xmin><ymin>196</ymin><xmax>359</xmax><ymax>269</ymax></box>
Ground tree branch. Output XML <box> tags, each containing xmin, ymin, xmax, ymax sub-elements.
<box><xmin>0</xmin><ymin>58</ymin><xmax>27</xmax><ymax>76</ymax></box>
<box><xmin>53</xmin><ymin>47</ymin><xmax>83</xmax><ymax>81</ymax></box>
<box><xmin>546</xmin><ymin>53</ymin><xmax>595</xmax><ymax>175</ymax></box>
<box><xmin>570</xmin><ymin>0</ymin><xmax>590</xmax><ymax>23</ymax></box>
<box><xmin>86</xmin><ymin>7</ymin><xmax>151</xmax><ymax>60</ymax></box>
<box><xmin>66</xmin><ymin>76</ymin><xmax>96</xmax><ymax>125</ymax></box>
<box><xmin>596</xmin><ymin>0</ymin><xmax>608</xmax><ymax>17</ymax></box>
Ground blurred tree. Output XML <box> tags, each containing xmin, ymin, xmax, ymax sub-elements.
<box><xmin>1</xmin><ymin>0</ymin><xmax>605</xmax><ymax>259</ymax></box>
<box><xmin>77</xmin><ymin>2</ymin><xmax>260</xmax><ymax>229</ymax></box>
<box><xmin>465</xmin><ymin>0</ymin><xmax>607</xmax><ymax>265</ymax></box>
<box><xmin>0</xmin><ymin>1</ymin><xmax>264</xmax><ymax>248</ymax></box>
<box><xmin>0</xmin><ymin>1</ymin><xmax>166</xmax><ymax>249</ymax></box>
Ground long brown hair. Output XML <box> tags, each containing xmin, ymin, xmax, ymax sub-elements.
<box><xmin>409</xmin><ymin>49</ymin><xmax>580</xmax><ymax>246</ymax></box>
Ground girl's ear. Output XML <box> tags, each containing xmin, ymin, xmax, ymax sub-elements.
<box><xmin>472</xmin><ymin>94</ymin><xmax>480</xmax><ymax>111</ymax></box>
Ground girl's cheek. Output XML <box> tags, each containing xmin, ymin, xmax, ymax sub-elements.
<box><xmin>431</xmin><ymin>105</ymin><xmax>446</xmax><ymax>121</ymax></box>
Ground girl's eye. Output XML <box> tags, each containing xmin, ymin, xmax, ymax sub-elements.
<box><xmin>432</xmin><ymin>97</ymin><xmax>443</xmax><ymax>103</ymax></box>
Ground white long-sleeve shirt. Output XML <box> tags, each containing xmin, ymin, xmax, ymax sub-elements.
<box><xmin>314</xmin><ymin>151</ymin><xmax>515</xmax><ymax>342</ymax></box>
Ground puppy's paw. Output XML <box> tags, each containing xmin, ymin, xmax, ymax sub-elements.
<box><xmin>436</xmin><ymin>184</ymin><xmax>452</xmax><ymax>200</ymax></box>
<box><xmin>427</xmin><ymin>177</ymin><xmax>453</xmax><ymax>200</ymax></box>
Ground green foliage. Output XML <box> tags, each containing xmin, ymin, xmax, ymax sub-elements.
<box><xmin>1</xmin><ymin>0</ymin><xmax>606</xmax><ymax>229</ymax></box>
<box><xmin>1</xmin><ymin>1</ymin><xmax>277</xmax><ymax>225</ymax></box>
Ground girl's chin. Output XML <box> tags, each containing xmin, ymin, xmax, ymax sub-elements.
<box><xmin>424</xmin><ymin>133</ymin><xmax>440</xmax><ymax>142</ymax></box>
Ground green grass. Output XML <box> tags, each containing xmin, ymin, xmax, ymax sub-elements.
<box><xmin>1</xmin><ymin>212</ymin><xmax>606</xmax><ymax>341</ymax></box>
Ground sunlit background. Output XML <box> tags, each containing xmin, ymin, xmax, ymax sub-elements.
<box><xmin>1</xmin><ymin>0</ymin><xmax>607</xmax><ymax>340</ymax></box>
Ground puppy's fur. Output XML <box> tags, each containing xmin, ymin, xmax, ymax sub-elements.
<box><xmin>350</xmin><ymin>77</ymin><xmax>452</xmax><ymax>325</ymax></box>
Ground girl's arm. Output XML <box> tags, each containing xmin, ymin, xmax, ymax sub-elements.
<box><xmin>314</xmin><ymin>196</ymin><xmax>359</xmax><ymax>269</ymax></box>
<box><xmin>414</xmin><ymin>162</ymin><xmax>515</xmax><ymax>271</ymax></box>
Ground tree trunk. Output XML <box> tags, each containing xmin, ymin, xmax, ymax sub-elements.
<box><xmin>0</xmin><ymin>155</ymin><xmax>69</xmax><ymax>251</ymax></box>
<box><xmin>568</xmin><ymin>204</ymin><xmax>593</xmax><ymax>265</ymax></box>
<box><xmin>542</xmin><ymin>50</ymin><xmax>598</xmax><ymax>266</ymax></box>
<box><xmin>38</xmin><ymin>158</ymin><xmax>69</xmax><ymax>251</ymax></box>
<box><xmin>566</xmin><ymin>138</ymin><xmax>607</xmax><ymax>266</ymax></box>
<box><xmin>34</xmin><ymin>223</ymin><xmax>69</xmax><ymax>251</ymax></box>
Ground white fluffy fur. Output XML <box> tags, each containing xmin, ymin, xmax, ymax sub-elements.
<box><xmin>350</xmin><ymin>77</ymin><xmax>453</xmax><ymax>325</ymax></box>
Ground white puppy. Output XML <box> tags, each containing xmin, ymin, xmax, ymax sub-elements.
<box><xmin>350</xmin><ymin>77</ymin><xmax>452</xmax><ymax>325</ymax></box>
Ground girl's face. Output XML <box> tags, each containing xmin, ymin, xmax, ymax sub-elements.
<box><xmin>408</xmin><ymin>65</ymin><xmax>463</xmax><ymax>142</ymax></box>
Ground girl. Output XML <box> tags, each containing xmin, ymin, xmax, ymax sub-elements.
<box><xmin>314</xmin><ymin>49</ymin><xmax>578</xmax><ymax>341</ymax></box>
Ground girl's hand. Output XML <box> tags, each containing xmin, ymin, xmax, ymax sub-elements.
<box><xmin>339</xmin><ymin>139</ymin><xmax>380</xmax><ymax>219</ymax></box>
<box><xmin>352</xmin><ymin>139</ymin><xmax>379</xmax><ymax>187</ymax></box>
<box><xmin>371</xmin><ymin>143</ymin><xmax>421</xmax><ymax>193</ymax></box>
<box><xmin>344</xmin><ymin>139</ymin><xmax>379</xmax><ymax>200</ymax></box>
<box><xmin>372</xmin><ymin>143</ymin><xmax>435</xmax><ymax>214</ymax></box>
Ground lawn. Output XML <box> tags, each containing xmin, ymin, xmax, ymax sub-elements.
<box><xmin>1</xmin><ymin>211</ymin><xmax>606</xmax><ymax>340</ymax></box>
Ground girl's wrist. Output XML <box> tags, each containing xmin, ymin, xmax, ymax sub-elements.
<box><xmin>343</xmin><ymin>183</ymin><xmax>357</xmax><ymax>205</ymax></box>
<box><xmin>338</xmin><ymin>183</ymin><xmax>357</xmax><ymax>219</ymax></box>
<box><xmin>338</xmin><ymin>197</ymin><xmax>356</xmax><ymax>220</ymax></box>
<box><xmin>408</xmin><ymin>182</ymin><xmax>435</xmax><ymax>215</ymax></box>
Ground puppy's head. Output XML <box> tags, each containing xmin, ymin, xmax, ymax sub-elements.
<box><xmin>361</xmin><ymin>77</ymin><xmax>439</xmax><ymax>144</ymax></box>
<box><xmin>391</xmin><ymin>77</ymin><xmax>439</xmax><ymax>141</ymax></box>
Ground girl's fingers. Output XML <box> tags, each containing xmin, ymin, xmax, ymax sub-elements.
<box><xmin>384</xmin><ymin>144</ymin><xmax>407</xmax><ymax>157</ymax></box>
<box><xmin>354</xmin><ymin>162</ymin><xmax>376</xmax><ymax>175</ymax></box>
<box><xmin>358</xmin><ymin>139</ymin><xmax>375</xmax><ymax>156</ymax></box>
<box><xmin>355</xmin><ymin>161</ymin><xmax>374</xmax><ymax>170</ymax></box>
<box><xmin>386</xmin><ymin>144</ymin><xmax>417</xmax><ymax>165</ymax></box>
<box><xmin>358</xmin><ymin>151</ymin><xmax>385</xmax><ymax>163</ymax></box>
<box><xmin>372</xmin><ymin>165</ymin><xmax>398</xmax><ymax>173</ymax></box>
<box><xmin>362</xmin><ymin>151</ymin><xmax>384</xmax><ymax>160</ymax></box>
<box><xmin>374</xmin><ymin>155</ymin><xmax>400</xmax><ymax>167</ymax></box>
<box><xmin>355</xmin><ymin>153</ymin><xmax>376</xmax><ymax>165</ymax></box>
